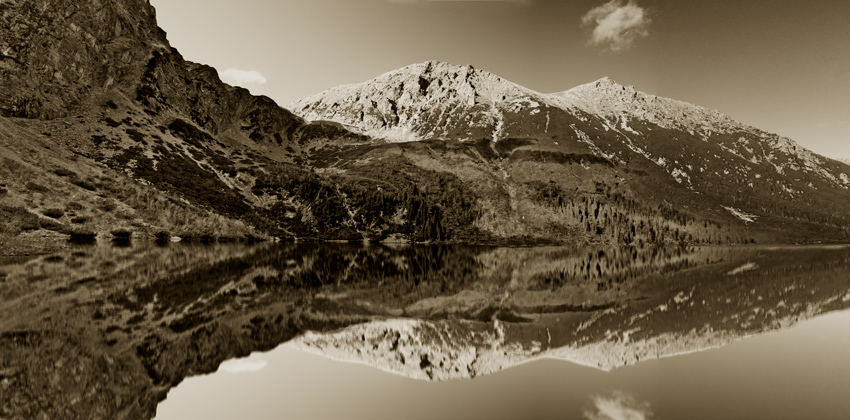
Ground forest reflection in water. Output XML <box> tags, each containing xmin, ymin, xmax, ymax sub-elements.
<box><xmin>1</xmin><ymin>242</ymin><xmax>848</xmax><ymax>420</ymax></box>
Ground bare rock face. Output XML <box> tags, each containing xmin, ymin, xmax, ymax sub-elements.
<box><xmin>0</xmin><ymin>0</ymin><xmax>363</xmax><ymax>149</ymax></box>
<box><xmin>0</xmin><ymin>0</ymin><xmax>167</xmax><ymax>118</ymax></box>
<box><xmin>134</xmin><ymin>50</ymin><xmax>307</xmax><ymax>144</ymax></box>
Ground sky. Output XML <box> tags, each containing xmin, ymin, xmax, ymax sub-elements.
<box><xmin>149</xmin><ymin>0</ymin><xmax>850</xmax><ymax>159</ymax></box>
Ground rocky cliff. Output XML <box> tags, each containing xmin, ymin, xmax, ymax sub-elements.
<box><xmin>0</xmin><ymin>0</ymin><xmax>372</xmax><ymax>244</ymax></box>
<box><xmin>0</xmin><ymin>0</ymin><xmax>354</xmax><ymax>147</ymax></box>
<box><xmin>0</xmin><ymin>0</ymin><xmax>166</xmax><ymax>118</ymax></box>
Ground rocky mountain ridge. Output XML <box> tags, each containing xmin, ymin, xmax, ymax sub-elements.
<box><xmin>552</xmin><ymin>77</ymin><xmax>743</xmax><ymax>138</ymax></box>
<box><xmin>293</xmin><ymin>60</ymin><xmax>548</xmax><ymax>142</ymax></box>
<box><xmin>291</xmin><ymin>61</ymin><xmax>850</xmax><ymax>244</ymax></box>
<box><xmin>0</xmin><ymin>0</ymin><xmax>171</xmax><ymax>118</ymax></box>
<box><xmin>0</xmin><ymin>0</ymin><xmax>370</xmax><ymax>244</ymax></box>
<box><xmin>294</xmin><ymin>60</ymin><xmax>843</xmax><ymax>183</ymax></box>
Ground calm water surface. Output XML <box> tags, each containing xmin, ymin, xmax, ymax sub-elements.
<box><xmin>156</xmin><ymin>310</ymin><xmax>850</xmax><ymax>420</ymax></box>
<box><xmin>4</xmin><ymin>242</ymin><xmax>847</xmax><ymax>419</ymax></box>
<box><xmin>148</xmin><ymin>243</ymin><xmax>850</xmax><ymax>420</ymax></box>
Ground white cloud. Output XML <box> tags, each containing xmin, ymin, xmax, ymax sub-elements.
<box><xmin>584</xmin><ymin>391</ymin><xmax>653</xmax><ymax>420</ymax></box>
<box><xmin>218</xmin><ymin>358</ymin><xmax>268</xmax><ymax>374</ymax></box>
<box><xmin>582</xmin><ymin>0</ymin><xmax>651</xmax><ymax>52</ymax></box>
<box><xmin>219</xmin><ymin>68</ymin><xmax>268</xmax><ymax>87</ymax></box>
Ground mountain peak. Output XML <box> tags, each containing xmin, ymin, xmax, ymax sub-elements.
<box><xmin>291</xmin><ymin>61</ymin><xmax>544</xmax><ymax>141</ymax></box>
<box><xmin>552</xmin><ymin>76</ymin><xmax>743</xmax><ymax>138</ymax></box>
<box><xmin>410</xmin><ymin>60</ymin><xmax>475</xmax><ymax>71</ymax></box>
<box><xmin>592</xmin><ymin>76</ymin><xmax>623</xmax><ymax>87</ymax></box>
<box><xmin>381</xmin><ymin>60</ymin><xmax>507</xmax><ymax>88</ymax></box>
<box><xmin>566</xmin><ymin>76</ymin><xmax>636</xmax><ymax>96</ymax></box>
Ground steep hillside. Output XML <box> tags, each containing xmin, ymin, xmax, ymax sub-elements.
<box><xmin>0</xmin><ymin>0</ymin><xmax>356</xmax><ymax>148</ymax></box>
<box><xmin>0</xmin><ymin>0</ymin><xmax>369</xmax><ymax>247</ymax></box>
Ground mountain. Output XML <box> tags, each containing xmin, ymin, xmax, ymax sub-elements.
<box><xmin>0</xmin><ymin>0</ymin><xmax>366</xmax><ymax>245</ymax></box>
<box><xmin>291</xmin><ymin>61</ymin><xmax>850</xmax><ymax>244</ymax></box>
<box><xmin>0</xmin><ymin>2</ymin><xmax>849</xmax><ymax>417</ymax></box>
<box><xmin>292</xmin><ymin>61</ymin><xmax>548</xmax><ymax>142</ymax></box>
<box><xmin>1</xmin><ymin>1</ymin><xmax>849</xmax><ymax>249</ymax></box>
<box><xmin>2</xmin><ymin>1</ymin><xmax>850</xmax><ymax>419</ymax></box>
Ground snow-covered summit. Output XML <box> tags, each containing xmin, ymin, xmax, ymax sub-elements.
<box><xmin>551</xmin><ymin>77</ymin><xmax>745</xmax><ymax>138</ymax></box>
<box><xmin>289</xmin><ymin>62</ymin><xmax>837</xmax><ymax>184</ymax></box>
<box><xmin>290</xmin><ymin>61</ymin><xmax>547</xmax><ymax>141</ymax></box>
<box><xmin>293</xmin><ymin>60</ymin><xmax>542</xmax><ymax>110</ymax></box>
<box><xmin>290</xmin><ymin>62</ymin><xmax>758</xmax><ymax>143</ymax></box>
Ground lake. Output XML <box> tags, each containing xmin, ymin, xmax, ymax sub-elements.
<box><xmin>1</xmin><ymin>242</ymin><xmax>849</xmax><ymax>419</ymax></box>
<box><xmin>158</xmin><ymin>309</ymin><xmax>850</xmax><ymax>420</ymax></box>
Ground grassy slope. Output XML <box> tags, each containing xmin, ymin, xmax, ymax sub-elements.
<box><xmin>0</xmin><ymin>106</ymin><xmax>263</xmax><ymax>250</ymax></box>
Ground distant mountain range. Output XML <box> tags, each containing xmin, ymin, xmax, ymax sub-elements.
<box><xmin>0</xmin><ymin>0</ymin><xmax>848</xmax><ymax>247</ymax></box>
<box><xmin>291</xmin><ymin>61</ymin><xmax>850</xmax><ymax>243</ymax></box>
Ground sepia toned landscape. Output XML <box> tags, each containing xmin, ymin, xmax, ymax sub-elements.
<box><xmin>1</xmin><ymin>0</ymin><xmax>848</xmax><ymax>419</ymax></box>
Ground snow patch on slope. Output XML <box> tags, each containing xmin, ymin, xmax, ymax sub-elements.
<box><xmin>727</xmin><ymin>262</ymin><xmax>759</xmax><ymax>276</ymax></box>
<box><xmin>722</xmin><ymin>206</ymin><xmax>758</xmax><ymax>224</ymax></box>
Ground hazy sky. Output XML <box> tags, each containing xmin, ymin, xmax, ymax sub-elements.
<box><xmin>149</xmin><ymin>0</ymin><xmax>849</xmax><ymax>159</ymax></box>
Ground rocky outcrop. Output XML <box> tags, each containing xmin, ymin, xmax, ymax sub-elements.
<box><xmin>0</xmin><ymin>0</ymin><xmax>364</xmax><ymax>148</ymax></box>
<box><xmin>0</xmin><ymin>0</ymin><xmax>167</xmax><ymax>118</ymax></box>
<box><xmin>134</xmin><ymin>50</ymin><xmax>365</xmax><ymax>147</ymax></box>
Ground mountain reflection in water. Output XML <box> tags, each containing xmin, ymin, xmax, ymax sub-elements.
<box><xmin>157</xmin><ymin>310</ymin><xmax>850</xmax><ymax>420</ymax></box>
<box><xmin>1</xmin><ymin>243</ymin><xmax>848</xmax><ymax>420</ymax></box>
